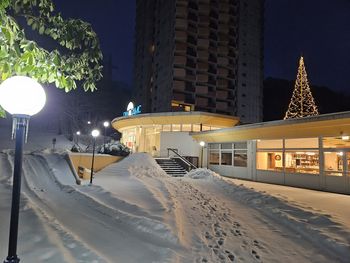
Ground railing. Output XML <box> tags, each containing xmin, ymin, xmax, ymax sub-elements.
<box><xmin>167</xmin><ymin>148</ymin><xmax>197</xmax><ymax>171</ymax></box>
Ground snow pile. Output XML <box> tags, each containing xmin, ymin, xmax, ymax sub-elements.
<box><xmin>98</xmin><ymin>140</ymin><xmax>130</xmax><ymax>156</ymax></box>
<box><xmin>128</xmin><ymin>153</ymin><xmax>167</xmax><ymax>178</ymax></box>
<box><xmin>1</xmin><ymin>146</ymin><xmax>350</xmax><ymax>262</ymax></box>
<box><xmin>185</xmin><ymin>168</ymin><xmax>220</xmax><ymax>180</ymax></box>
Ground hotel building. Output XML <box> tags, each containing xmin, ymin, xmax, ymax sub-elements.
<box><xmin>134</xmin><ymin>0</ymin><xmax>264</xmax><ymax>123</ymax></box>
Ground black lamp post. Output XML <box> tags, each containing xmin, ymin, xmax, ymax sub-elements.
<box><xmin>90</xmin><ymin>129</ymin><xmax>100</xmax><ymax>184</ymax></box>
<box><xmin>0</xmin><ymin>76</ymin><xmax>46</xmax><ymax>263</ymax></box>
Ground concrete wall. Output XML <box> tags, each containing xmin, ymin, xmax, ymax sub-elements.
<box><xmin>209</xmin><ymin>165</ymin><xmax>249</xmax><ymax>180</ymax></box>
<box><xmin>159</xmin><ymin>132</ymin><xmax>200</xmax><ymax>158</ymax></box>
<box><xmin>69</xmin><ymin>153</ymin><xmax>123</xmax><ymax>176</ymax></box>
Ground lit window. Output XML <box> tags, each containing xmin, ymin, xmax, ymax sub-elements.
<box><xmin>324</xmin><ymin>152</ymin><xmax>343</xmax><ymax>176</ymax></box>
<box><xmin>257</xmin><ymin>152</ymin><xmax>283</xmax><ymax>172</ymax></box>
<box><xmin>285</xmin><ymin>151</ymin><xmax>319</xmax><ymax>174</ymax></box>
<box><xmin>172</xmin><ymin>124</ymin><xmax>181</xmax><ymax>131</ymax></box>
<box><xmin>202</xmin><ymin>125</ymin><xmax>211</xmax><ymax>131</ymax></box>
<box><xmin>162</xmin><ymin>125</ymin><xmax>171</xmax><ymax>132</ymax></box>
<box><xmin>192</xmin><ymin>124</ymin><xmax>201</xmax><ymax>132</ymax></box>
<box><xmin>285</xmin><ymin>138</ymin><xmax>318</xmax><ymax>148</ymax></box>
<box><xmin>257</xmin><ymin>139</ymin><xmax>283</xmax><ymax>149</ymax></box>
<box><xmin>181</xmin><ymin>124</ymin><xmax>192</xmax><ymax>131</ymax></box>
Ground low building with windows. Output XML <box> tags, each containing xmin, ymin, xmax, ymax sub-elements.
<box><xmin>112</xmin><ymin>111</ymin><xmax>238</xmax><ymax>165</ymax></box>
<box><xmin>192</xmin><ymin>111</ymin><xmax>350</xmax><ymax>194</ymax></box>
<box><xmin>112</xmin><ymin>110</ymin><xmax>350</xmax><ymax>194</ymax></box>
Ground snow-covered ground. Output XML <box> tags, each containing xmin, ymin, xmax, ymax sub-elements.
<box><xmin>223</xmin><ymin>178</ymin><xmax>350</xmax><ymax>230</ymax></box>
<box><xmin>0</xmin><ymin>122</ymin><xmax>349</xmax><ymax>262</ymax></box>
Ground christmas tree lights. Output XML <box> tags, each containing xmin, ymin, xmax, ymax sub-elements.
<box><xmin>284</xmin><ymin>56</ymin><xmax>319</xmax><ymax>119</ymax></box>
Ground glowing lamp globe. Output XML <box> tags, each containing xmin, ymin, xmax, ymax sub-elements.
<box><xmin>199</xmin><ymin>141</ymin><xmax>205</xmax><ymax>147</ymax></box>
<box><xmin>91</xmin><ymin>129</ymin><xmax>100</xmax><ymax>137</ymax></box>
<box><xmin>0</xmin><ymin>76</ymin><xmax>46</xmax><ymax>116</ymax></box>
<box><xmin>103</xmin><ymin>121</ymin><xmax>109</xmax><ymax>127</ymax></box>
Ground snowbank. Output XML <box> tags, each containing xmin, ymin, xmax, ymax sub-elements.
<box><xmin>185</xmin><ymin>168</ymin><xmax>220</xmax><ymax>180</ymax></box>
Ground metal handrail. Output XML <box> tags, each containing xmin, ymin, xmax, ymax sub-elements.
<box><xmin>167</xmin><ymin>148</ymin><xmax>197</xmax><ymax>170</ymax></box>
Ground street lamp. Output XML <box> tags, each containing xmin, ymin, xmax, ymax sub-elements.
<box><xmin>103</xmin><ymin>121</ymin><xmax>109</xmax><ymax>146</ymax></box>
<box><xmin>199</xmin><ymin>141</ymin><xmax>205</xmax><ymax>168</ymax></box>
<box><xmin>90</xmin><ymin>129</ymin><xmax>100</xmax><ymax>185</ymax></box>
<box><xmin>0</xmin><ymin>76</ymin><xmax>46</xmax><ymax>263</ymax></box>
<box><xmin>76</xmin><ymin>131</ymin><xmax>81</xmax><ymax>144</ymax></box>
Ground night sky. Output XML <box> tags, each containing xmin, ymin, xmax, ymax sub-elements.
<box><xmin>56</xmin><ymin>0</ymin><xmax>350</xmax><ymax>93</ymax></box>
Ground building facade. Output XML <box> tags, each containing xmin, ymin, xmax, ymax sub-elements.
<box><xmin>134</xmin><ymin>0</ymin><xmax>264</xmax><ymax>123</ymax></box>
<box><xmin>192</xmin><ymin>111</ymin><xmax>350</xmax><ymax>195</ymax></box>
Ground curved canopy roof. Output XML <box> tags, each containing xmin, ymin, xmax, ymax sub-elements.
<box><xmin>112</xmin><ymin>111</ymin><xmax>239</xmax><ymax>131</ymax></box>
<box><xmin>191</xmin><ymin>111</ymin><xmax>350</xmax><ymax>143</ymax></box>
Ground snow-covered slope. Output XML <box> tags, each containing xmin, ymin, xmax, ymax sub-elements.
<box><xmin>1</xmin><ymin>145</ymin><xmax>349</xmax><ymax>262</ymax></box>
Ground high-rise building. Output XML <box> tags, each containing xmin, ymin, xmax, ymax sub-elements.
<box><xmin>134</xmin><ymin>0</ymin><xmax>264</xmax><ymax>123</ymax></box>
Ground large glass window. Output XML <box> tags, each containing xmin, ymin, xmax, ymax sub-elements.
<box><xmin>324</xmin><ymin>152</ymin><xmax>344</xmax><ymax>176</ymax></box>
<box><xmin>221</xmin><ymin>152</ymin><xmax>232</xmax><ymax>165</ymax></box>
<box><xmin>256</xmin><ymin>152</ymin><xmax>283</xmax><ymax>171</ymax></box>
<box><xmin>172</xmin><ymin>124</ymin><xmax>181</xmax><ymax>131</ymax></box>
<box><xmin>234</xmin><ymin>150</ymin><xmax>247</xmax><ymax>167</ymax></box>
<box><xmin>323</xmin><ymin>136</ymin><xmax>350</xmax><ymax>148</ymax></box>
<box><xmin>162</xmin><ymin>124</ymin><xmax>171</xmax><ymax>132</ymax></box>
<box><xmin>208</xmin><ymin>142</ymin><xmax>247</xmax><ymax>167</ymax></box>
<box><xmin>192</xmin><ymin>124</ymin><xmax>201</xmax><ymax>132</ymax></box>
<box><xmin>181</xmin><ymin>124</ymin><xmax>192</xmax><ymax>132</ymax></box>
<box><xmin>285</xmin><ymin>138</ymin><xmax>318</xmax><ymax>148</ymax></box>
<box><xmin>285</xmin><ymin>151</ymin><xmax>319</xmax><ymax>174</ymax></box>
<box><xmin>257</xmin><ymin>139</ymin><xmax>283</xmax><ymax>149</ymax></box>
<box><xmin>209</xmin><ymin>152</ymin><xmax>220</xmax><ymax>165</ymax></box>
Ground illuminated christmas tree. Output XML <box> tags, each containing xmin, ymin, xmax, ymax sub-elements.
<box><xmin>284</xmin><ymin>56</ymin><xmax>319</xmax><ymax>119</ymax></box>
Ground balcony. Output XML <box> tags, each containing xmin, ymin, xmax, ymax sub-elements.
<box><xmin>196</xmin><ymin>97</ymin><xmax>209</xmax><ymax>107</ymax></box>
<box><xmin>173</xmin><ymin>80</ymin><xmax>186</xmax><ymax>92</ymax></box>
<box><xmin>175</xmin><ymin>18</ymin><xmax>187</xmax><ymax>29</ymax></box>
<box><xmin>217</xmin><ymin>79</ymin><xmax>229</xmax><ymax>87</ymax></box>
<box><xmin>217</xmin><ymin>67</ymin><xmax>229</xmax><ymax>76</ymax></box>
<box><xmin>174</xmin><ymin>56</ymin><xmax>186</xmax><ymax>65</ymax></box>
<box><xmin>173</xmin><ymin>92</ymin><xmax>186</xmax><ymax>102</ymax></box>
<box><xmin>196</xmin><ymin>86</ymin><xmax>208</xmax><ymax>94</ymax></box>
<box><xmin>175</xmin><ymin>41</ymin><xmax>187</xmax><ymax>52</ymax></box>
<box><xmin>216</xmin><ymin>90</ymin><xmax>228</xmax><ymax>100</ymax></box>
<box><xmin>218</xmin><ymin>57</ymin><xmax>229</xmax><ymax>65</ymax></box>
<box><xmin>174</xmin><ymin>68</ymin><xmax>186</xmax><ymax>78</ymax></box>
<box><xmin>216</xmin><ymin>101</ymin><xmax>228</xmax><ymax>111</ymax></box>
<box><xmin>197</xmin><ymin>62</ymin><xmax>209</xmax><ymax>71</ymax></box>
<box><xmin>197</xmin><ymin>74</ymin><xmax>208</xmax><ymax>82</ymax></box>
<box><xmin>175</xmin><ymin>31</ymin><xmax>187</xmax><ymax>40</ymax></box>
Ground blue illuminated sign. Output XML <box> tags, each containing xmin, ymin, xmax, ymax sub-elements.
<box><xmin>123</xmin><ymin>103</ymin><xmax>141</xmax><ymax>116</ymax></box>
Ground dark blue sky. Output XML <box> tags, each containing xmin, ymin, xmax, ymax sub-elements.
<box><xmin>56</xmin><ymin>0</ymin><xmax>350</xmax><ymax>93</ymax></box>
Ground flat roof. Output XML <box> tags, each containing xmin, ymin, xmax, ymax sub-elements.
<box><xmin>191</xmin><ymin>111</ymin><xmax>350</xmax><ymax>142</ymax></box>
<box><xmin>112</xmin><ymin>111</ymin><xmax>239</xmax><ymax>131</ymax></box>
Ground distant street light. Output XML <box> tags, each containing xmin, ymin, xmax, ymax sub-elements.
<box><xmin>199</xmin><ymin>141</ymin><xmax>205</xmax><ymax>168</ymax></box>
<box><xmin>0</xmin><ymin>76</ymin><xmax>46</xmax><ymax>263</ymax></box>
<box><xmin>103</xmin><ymin>121</ymin><xmax>109</xmax><ymax>146</ymax></box>
<box><xmin>76</xmin><ymin>131</ymin><xmax>81</xmax><ymax>145</ymax></box>
<box><xmin>87</xmin><ymin>121</ymin><xmax>91</xmax><ymax>125</ymax></box>
<box><xmin>90</xmin><ymin>129</ymin><xmax>100</xmax><ymax>184</ymax></box>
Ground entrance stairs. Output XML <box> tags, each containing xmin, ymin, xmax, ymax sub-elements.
<box><xmin>155</xmin><ymin>158</ymin><xmax>187</xmax><ymax>177</ymax></box>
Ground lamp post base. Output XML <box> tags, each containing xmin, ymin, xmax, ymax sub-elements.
<box><xmin>4</xmin><ymin>255</ymin><xmax>20</xmax><ymax>263</ymax></box>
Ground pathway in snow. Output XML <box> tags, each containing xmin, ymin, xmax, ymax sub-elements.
<box><xmin>94</xmin><ymin>154</ymin><xmax>350</xmax><ymax>262</ymax></box>
<box><xmin>223</xmin><ymin>178</ymin><xmax>350</xmax><ymax>229</ymax></box>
